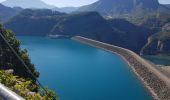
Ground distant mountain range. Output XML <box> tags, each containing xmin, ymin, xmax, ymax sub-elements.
<box><xmin>1</xmin><ymin>0</ymin><xmax>170</xmax><ymax>55</ymax></box>
<box><xmin>4</xmin><ymin>9</ymin><xmax>66</xmax><ymax>36</ymax></box>
<box><xmin>0</xmin><ymin>4</ymin><xmax>22</xmax><ymax>22</ymax></box>
<box><xmin>1</xmin><ymin>0</ymin><xmax>78</xmax><ymax>13</ymax></box>
<box><xmin>77</xmin><ymin>0</ymin><xmax>170</xmax><ymax>28</ymax></box>
<box><xmin>53</xmin><ymin>7</ymin><xmax>78</xmax><ymax>13</ymax></box>
<box><xmin>165</xmin><ymin>4</ymin><xmax>170</xmax><ymax>9</ymax></box>
<box><xmin>2</xmin><ymin>0</ymin><xmax>55</xmax><ymax>9</ymax></box>
<box><xmin>78</xmin><ymin>0</ymin><xmax>160</xmax><ymax>16</ymax></box>
<box><xmin>4</xmin><ymin>9</ymin><xmax>152</xmax><ymax>53</ymax></box>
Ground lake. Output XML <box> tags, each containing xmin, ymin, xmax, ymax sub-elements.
<box><xmin>18</xmin><ymin>36</ymin><xmax>152</xmax><ymax>100</ymax></box>
<box><xmin>143</xmin><ymin>55</ymin><xmax>170</xmax><ymax>66</ymax></box>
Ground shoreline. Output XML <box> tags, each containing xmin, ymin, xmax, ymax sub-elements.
<box><xmin>72</xmin><ymin>36</ymin><xmax>170</xmax><ymax>100</ymax></box>
<box><xmin>111</xmin><ymin>51</ymin><xmax>159</xmax><ymax>100</ymax></box>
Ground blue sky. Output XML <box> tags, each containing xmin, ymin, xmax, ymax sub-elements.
<box><xmin>0</xmin><ymin>0</ymin><xmax>170</xmax><ymax>7</ymax></box>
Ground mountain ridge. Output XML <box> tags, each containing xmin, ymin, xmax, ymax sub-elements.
<box><xmin>53</xmin><ymin>7</ymin><xmax>78</xmax><ymax>13</ymax></box>
<box><xmin>165</xmin><ymin>4</ymin><xmax>170</xmax><ymax>9</ymax></box>
<box><xmin>2</xmin><ymin>0</ymin><xmax>55</xmax><ymax>9</ymax></box>
<box><xmin>4</xmin><ymin>9</ymin><xmax>152</xmax><ymax>53</ymax></box>
<box><xmin>77</xmin><ymin>0</ymin><xmax>161</xmax><ymax>16</ymax></box>
<box><xmin>0</xmin><ymin>4</ymin><xmax>22</xmax><ymax>22</ymax></box>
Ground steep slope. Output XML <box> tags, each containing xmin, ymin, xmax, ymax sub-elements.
<box><xmin>0</xmin><ymin>4</ymin><xmax>22</xmax><ymax>22</ymax></box>
<box><xmin>50</xmin><ymin>13</ymin><xmax>152</xmax><ymax>53</ymax></box>
<box><xmin>165</xmin><ymin>4</ymin><xmax>170</xmax><ymax>9</ymax></box>
<box><xmin>77</xmin><ymin>0</ymin><xmax>170</xmax><ymax>29</ymax></box>
<box><xmin>50</xmin><ymin>12</ymin><xmax>122</xmax><ymax>44</ymax></box>
<box><xmin>108</xmin><ymin>19</ymin><xmax>152</xmax><ymax>52</ymax></box>
<box><xmin>5</xmin><ymin>9</ymin><xmax>152</xmax><ymax>53</ymax></box>
<box><xmin>0</xmin><ymin>24</ymin><xmax>38</xmax><ymax>80</ymax></box>
<box><xmin>141</xmin><ymin>23</ymin><xmax>170</xmax><ymax>55</ymax></box>
<box><xmin>53</xmin><ymin>7</ymin><xmax>78</xmax><ymax>13</ymax></box>
<box><xmin>5</xmin><ymin>9</ymin><xmax>66</xmax><ymax>36</ymax></box>
<box><xmin>78</xmin><ymin>0</ymin><xmax>160</xmax><ymax>16</ymax></box>
<box><xmin>0</xmin><ymin>25</ymin><xmax>58</xmax><ymax>99</ymax></box>
<box><xmin>2</xmin><ymin>0</ymin><xmax>55</xmax><ymax>9</ymax></box>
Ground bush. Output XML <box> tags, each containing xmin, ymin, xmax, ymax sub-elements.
<box><xmin>0</xmin><ymin>70</ymin><xmax>59</xmax><ymax>100</ymax></box>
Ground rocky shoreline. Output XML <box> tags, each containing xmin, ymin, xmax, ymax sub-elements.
<box><xmin>72</xmin><ymin>36</ymin><xmax>170</xmax><ymax>100</ymax></box>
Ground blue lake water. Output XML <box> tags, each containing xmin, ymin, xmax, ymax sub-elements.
<box><xmin>143</xmin><ymin>55</ymin><xmax>170</xmax><ymax>66</ymax></box>
<box><xmin>18</xmin><ymin>36</ymin><xmax>152</xmax><ymax>100</ymax></box>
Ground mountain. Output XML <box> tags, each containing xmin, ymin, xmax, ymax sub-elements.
<box><xmin>4</xmin><ymin>9</ymin><xmax>152</xmax><ymax>53</ymax></box>
<box><xmin>2</xmin><ymin>0</ymin><xmax>55</xmax><ymax>9</ymax></box>
<box><xmin>108</xmin><ymin>19</ymin><xmax>152</xmax><ymax>52</ymax></box>
<box><xmin>78</xmin><ymin>0</ymin><xmax>160</xmax><ymax>16</ymax></box>
<box><xmin>53</xmin><ymin>7</ymin><xmax>78</xmax><ymax>13</ymax></box>
<box><xmin>0</xmin><ymin>4</ymin><xmax>22</xmax><ymax>22</ymax></box>
<box><xmin>141</xmin><ymin>23</ymin><xmax>170</xmax><ymax>55</ymax></box>
<box><xmin>4</xmin><ymin>9</ymin><xmax>66</xmax><ymax>36</ymax></box>
<box><xmin>77</xmin><ymin>0</ymin><xmax>170</xmax><ymax>26</ymax></box>
<box><xmin>165</xmin><ymin>4</ymin><xmax>170</xmax><ymax>9</ymax></box>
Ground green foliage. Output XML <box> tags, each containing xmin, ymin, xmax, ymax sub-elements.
<box><xmin>0</xmin><ymin>70</ymin><xmax>59</xmax><ymax>100</ymax></box>
<box><xmin>0</xmin><ymin>24</ymin><xmax>39</xmax><ymax>81</ymax></box>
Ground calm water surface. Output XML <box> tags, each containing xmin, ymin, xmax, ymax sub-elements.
<box><xmin>143</xmin><ymin>55</ymin><xmax>170</xmax><ymax>66</ymax></box>
<box><xmin>18</xmin><ymin>36</ymin><xmax>152</xmax><ymax>100</ymax></box>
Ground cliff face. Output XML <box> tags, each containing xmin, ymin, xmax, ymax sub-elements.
<box><xmin>141</xmin><ymin>24</ymin><xmax>170</xmax><ymax>55</ymax></box>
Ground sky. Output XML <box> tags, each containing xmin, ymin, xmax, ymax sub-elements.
<box><xmin>0</xmin><ymin>0</ymin><xmax>170</xmax><ymax>7</ymax></box>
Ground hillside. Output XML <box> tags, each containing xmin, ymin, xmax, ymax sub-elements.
<box><xmin>78</xmin><ymin>0</ymin><xmax>160</xmax><ymax>16</ymax></box>
<box><xmin>2</xmin><ymin>0</ymin><xmax>55</xmax><ymax>9</ymax></box>
<box><xmin>5</xmin><ymin>9</ymin><xmax>66</xmax><ymax>36</ymax></box>
<box><xmin>0</xmin><ymin>4</ymin><xmax>22</xmax><ymax>22</ymax></box>
<box><xmin>53</xmin><ymin>7</ymin><xmax>78</xmax><ymax>13</ymax></box>
<box><xmin>5</xmin><ymin>9</ymin><xmax>152</xmax><ymax>53</ymax></box>
<box><xmin>165</xmin><ymin>4</ymin><xmax>170</xmax><ymax>9</ymax></box>
<box><xmin>0</xmin><ymin>24</ymin><xmax>58</xmax><ymax>99</ymax></box>
<box><xmin>108</xmin><ymin>19</ymin><xmax>152</xmax><ymax>52</ymax></box>
<box><xmin>0</xmin><ymin>24</ymin><xmax>38</xmax><ymax>80</ymax></box>
<box><xmin>77</xmin><ymin>0</ymin><xmax>170</xmax><ymax>29</ymax></box>
<box><xmin>141</xmin><ymin>23</ymin><xmax>170</xmax><ymax>55</ymax></box>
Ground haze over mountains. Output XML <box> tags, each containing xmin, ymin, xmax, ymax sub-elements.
<box><xmin>165</xmin><ymin>4</ymin><xmax>170</xmax><ymax>8</ymax></box>
<box><xmin>79</xmin><ymin>0</ymin><xmax>158</xmax><ymax>13</ymax></box>
<box><xmin>0</xmin><ymin>4</ymin><xmax>22</xmax><ymax>22</ymax></box>
<box><xmin>1</xmin><ymin>0</ymin><xmax>78</xmax><ymax>13</ymax></box>
<box><xmin>2</xmin><ymin>0</ymin><xmax>55</xmax><ymax>9</ymax></box>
